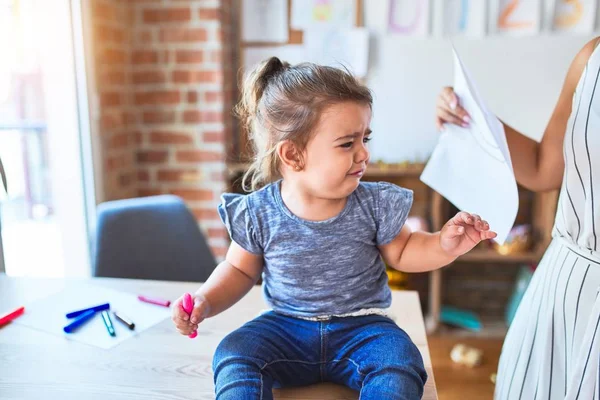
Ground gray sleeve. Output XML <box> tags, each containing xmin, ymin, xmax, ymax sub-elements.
<box><xmin>375</xmin><ymin>182</ymin><xmax>414</xmax><ymax>245</ymax></box>
<box><xmin>218</xmin><ymin>193</ymin><xmax>263</xmax><ymax>254</ymax></box>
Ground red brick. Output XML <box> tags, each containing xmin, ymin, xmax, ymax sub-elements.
<box><xmin>182</xmin><ymin>110</ymin><xmax>223</xmax><ymax>124</ymax></box>
<box><xmin>157</xmin><ymin>169</ymin><xmax>201</xmax><ymax>182</ymax></box>
<box><xmin>133</xmin><ymin>131</ymin><xmax>143</xmax><ymax>145</ymax></box>
<box><xmin>137</xmin><ymin>150</ymin><xmax>169</xmax><ymax>163</ymax></box>
<box><xmin>134</xmin><ymin>90</ymin><xmax>180</xmax><ymax>105</ymax></box>
<box><xmin>99</xmin><ymin>49</ymin><xmax>126</xmax><ymax>64</ymax></box>
<box><xmin>202</xmin><ymin>111</ymin><xmax>223</xmax><ymax>123</ymax></box>
<box><xmin>92</xmin><ymin>2</ymin><xmax>116</xmax><ymax>20</ymax></box>
<box><xmin>108</xmin><ymin>133</ymin><xmax>130</xmax><ymax>149</ymax></box>
<box><xmin>137</xmin><ymin>170</ymin><xmax>150</xmax><ymax>182</ymax></box>
<box><xmin>100</xmin><ymin>113</ymin><xmax>122</xmax><ymax>130</ymax></box>
<box><xmin>182</xmin><ymin>110</ymin><xmax>201</xmax><ymax>123</ymax></box>
<box><xmin>132</xmin><ymin>51</ymin><xmax>159</xmax><ymax>64</ymax></box>
<box><xmin>100</xmin><ymin>92</ymin><xmax>121</xmax><ymax>107</ymax></box>
<box><xmin>160</xmin><ymin>28</ymin><xmax>207</xmax><ymax>43</ymax></box>
<box><xmin>198</xmin><ymin>8</ymin><xmax>220</xmax><ymax>20</ymax></box>
<box><xmin>137</xmin><ymin>31</ymin><xmax>153</xmax><ymax>44</ymax></box>
<box><xmin>207</xmin><ymin>227</ymin><xmax>226</xmax><ymax>238</ymax></box>
<box><xmin>149</xmin><ymin>131</ymin><xmax>193</xmax><ymax>144</ymax></box>
<box><xmin>119</xmin><ymin>172</ymin><xmax>134</xmax><ymax>187</ymax></box>
<box><xmin>143</xmin><ymin>8</ymin><xmax>191</xmax><ymax>23</ymax></box>
<box><xmin>132</xmin><ymin>71</ymin><xmax>166</xmax><ymax>84</ymax></box>
<box><xmin>176</xmin><ymin>150</ymin><xmax>223</xmax><ymax>163</ymax></box>
<box><xmin>170</xmin><ymin>189</ymin><xmax>213</xmax><ymax>201</ymax></box>
<box><xmin>187</xmin><ymin>91</ymin><xmax>198</xmax><ymax>103</ymax></box>
<box><xmin>99</xmin><ymin>70</ymin><xmax>126</xmax><ymax>86</ymax></box>
<box><xmin>106</xmin><ymin>154</ymin><xmax>127</xmax><ymax>171</ymax></box>
<box><xmin>123</xmin><ymin>112</ymin><xmax>136</xmax><ymax>126</ymax></box>
<box><xmin>143</xmin><ymin>110</ymin><xmax>176</xmax><ymax>124</ymax></box>
<box><xmin>191</xmin><ymin>208</ymin><xmax>219</xmax><ymax>221</ymax></box>
<box><xmin>203</xmin><ymin>131</ymin><xmax>224</xmax><ymax>143</ymax></box>
<box><xmin>175</xmin><ymin>50</ymin><xmax>204</xmax><ymax>64</ymax></box>
<box><xmin>172</xmin><ymin>70</ymin><xmax>221</xmax><ymax>84</ymax></box>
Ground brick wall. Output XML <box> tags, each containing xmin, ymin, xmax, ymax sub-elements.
<box><xmin>89</xmin><ymin>0</ymin><xmax>235</xmax><ymax>259</ymax></box>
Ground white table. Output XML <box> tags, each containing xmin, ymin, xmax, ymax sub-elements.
<box><xmin>0</xmin><ymin>276</ymin><xmax>438</xmax><ymax>399</ymax></box>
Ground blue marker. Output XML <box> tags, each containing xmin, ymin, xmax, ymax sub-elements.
<box><xmin>63</xmin><ymin>309</ymin><xmax>96</xmax><ymax>333</ymax></box>
<box><xmin>66</xmin><ymin>303</ymin><xmax>110</xmax><ymax>318</ymax></box>
<box><xmin>100</xmin><ymin>310</ymin><xmax>116</xmax><ymax>337</ymax></box>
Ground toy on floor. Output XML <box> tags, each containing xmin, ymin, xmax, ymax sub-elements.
<box><xmin>440</xmin><ymin>306</ymin><xmax>482</xmax><ymax>332</ymax></box>
<box><xmin>450</xmin><ymin>343</ymin><xmax>483</xmax><ymax>368</ymax></box>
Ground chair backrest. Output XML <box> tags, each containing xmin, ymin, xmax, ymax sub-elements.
<box><xmin>93</xmin><ymin>195</ymin><xmax>216</xmax><ymax>282</ymax></box>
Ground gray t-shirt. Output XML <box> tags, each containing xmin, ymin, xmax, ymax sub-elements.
<box><xmin>218</xmin><ymin>180</ymin><xmax>413</xmax><ymax>319</ymax></box>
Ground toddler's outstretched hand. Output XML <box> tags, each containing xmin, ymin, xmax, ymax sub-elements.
<box><xmin>171</xmin><ymin>293</ymin><xmax>210</xmax><ymax>336</ymax></box>
<box><xmin>440</xmin><ymin>212</ymin><xmax>497</xmax><ymax>257</ymax></box>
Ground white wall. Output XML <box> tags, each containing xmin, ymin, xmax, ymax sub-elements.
<box><xmin>365</xmin><ymin>0</ymin><xmax>596</xmax><ymax>162</ymax></box>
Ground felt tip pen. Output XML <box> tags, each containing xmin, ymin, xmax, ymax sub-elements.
<box><xmin>63</xmin><ymin>309</ymin><xmax>96</xmax><ymax>333</ymax></box>
<box><xmin>66</xmin><ymin>303</ymin><xmax>110</xmax><ymax>319</ymax></box>
<box><xmin>113</xmin><ymin>311</ymin><xmax>135</xmax><ymax>330</ymax></box>
<box><xmin>101</xmin><ymin>310</ymin><xmax>116</xmax><ymax>337</ymax></box>
<box><xmin>0</xmin><ymin>306</ymin><xmax>25</xmax><ymax>326</ymax></box>
<box><xmin>137</xmin><ymin>295</ymin><xmax>170</xmax><ymax>307</ymax></box>
<box><xmin>182</xmin><ymin>293</ymin><xmax>197</xmax><ymax>339</ymax></box>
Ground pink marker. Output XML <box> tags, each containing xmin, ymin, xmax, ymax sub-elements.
<box><xmin>182</xmin><ymin>293</ymin><xmax>197</xmax><ymax>339</ymax></box>
<box><xmin>138</xmin><ymin>295</ymin><xmax>171</xmax><ymax>308</ymax></box>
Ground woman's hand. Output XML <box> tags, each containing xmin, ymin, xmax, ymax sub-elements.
<box><xmin>435</xmin><ymin>86</ymin><xmax>471</xmax><ymax>131</ymax></box>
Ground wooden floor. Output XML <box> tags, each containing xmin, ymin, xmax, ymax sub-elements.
<box><xmin>428</xmin><ymin>335</ymin><xmax>503</xmax><ymax>400</ymax></box>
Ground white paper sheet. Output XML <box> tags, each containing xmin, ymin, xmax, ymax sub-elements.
<box><xmin>303</xmin><ymin>27</ymin><xmax>369</xmax><ymax>78</ymax></box>
<box><xmin>14</xmin><ymin>284</ymin><xmax>172</xmax><ymax>349</ymax></box>
<box><xmin>291</xmin><ymin>0</ymin><xmax>356</xmax><ymax>30</ymax></box>
<box><xmin>420</xmin><ymin>47</ymin><xmax>518</xmax><ymax>245</ymax></box>
<box><xmin>242</xmin><ymin>0</ymin><xmax>289</xmax><ymax>43</ymax></box>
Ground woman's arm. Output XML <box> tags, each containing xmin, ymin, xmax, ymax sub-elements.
<box><xmin>436</xmin><ymin>37</ymin><xmax>599</xmax><ymax>192</ymax></box>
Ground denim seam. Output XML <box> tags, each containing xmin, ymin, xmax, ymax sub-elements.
<box><xmin>259</xmin><ymin>358</ymin><xmax>366</xmax><ymax>376</ymax></box>
<box><xmin>320</xmin><ymin>322</ymin><xmax>325</xmax><ymax>380</ymax></box>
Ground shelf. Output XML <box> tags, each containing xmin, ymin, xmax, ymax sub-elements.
<box><xmin>457</xmin><ymin>248</ymin><xmax>542</xmax><ymax>264</ymax></box>
<box><xmin>227</xmin><ymin>162</ymin><xmax>426</xmax><ymax>179</ymax></box>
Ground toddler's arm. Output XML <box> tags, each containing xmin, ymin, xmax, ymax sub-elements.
<box><xmin>172</xmin><ymin>241</ymin><xmax>263</xmax><ymax>336</ymax></box>
<box><xmin>378</xmin><ymin>212</ymin><xmax>496</xmax><ymax>273</ymax></box>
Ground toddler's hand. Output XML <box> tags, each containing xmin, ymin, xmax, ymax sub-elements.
<box><xmin>171</xmin><ymin>293</ymin><xmax>210</xmax><ymax>336</ymax></box>
<box><xmin>440</xmin><ymin>212</ymin><xmax>497</xmax><ymax>257</ymax></box>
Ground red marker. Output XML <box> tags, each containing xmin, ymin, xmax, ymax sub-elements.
<box><xmin>137</xmin><ymin>295</ymin><xmax>171</xmax><ymax>307</ymax></box>
<box><xmin>0</xmin><ymin>306</ymin><xmax>25</xmax><ymax>326</ymax></box>
<box><xmin>182</xmin><ymin>293</ymin><xmax>197</xmax><ymax>339</ymax></box>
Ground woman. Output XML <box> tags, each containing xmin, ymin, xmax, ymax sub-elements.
<box><xmin>436</xmin><ymin>38</ymin><xmax>600</xmax><ymax>400</ymax></box>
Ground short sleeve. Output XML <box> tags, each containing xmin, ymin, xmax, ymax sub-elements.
<box><xmin>217</xmin><ymin>193</ymin><xmax>263</xmax><ymax>254</ymax></box>
<box><xmin>375</xmin><ymin>182</ymin><xmax>414</xmax><ymax>245</ymax></box>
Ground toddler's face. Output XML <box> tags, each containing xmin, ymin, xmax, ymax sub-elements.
<box><xmin>301</xmin><ymin>101</ymin><xmax>372</xmax><ymax>199</ymax></box>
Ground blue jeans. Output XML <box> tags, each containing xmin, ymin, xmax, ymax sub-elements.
<box><xmin>212</xmin><ymin>311</ymin><xmax>427</xmax><ymax>399</ymax></box>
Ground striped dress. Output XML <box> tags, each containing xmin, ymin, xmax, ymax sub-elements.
<box><xmin>495</xmin><ymin>45</ymin><xmax>600</xmax><ymax>399</ymax></box>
